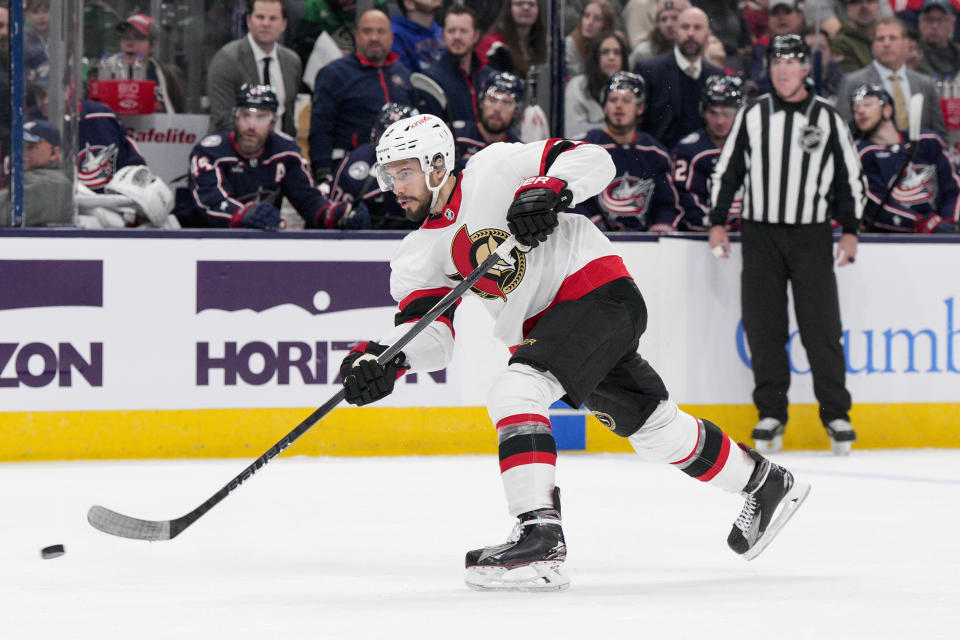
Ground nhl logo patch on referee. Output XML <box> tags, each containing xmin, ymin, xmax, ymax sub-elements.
<box><xmin>798</xmin><ymin>125</ymin><xmax>823</xmax><ymax>152</ymax></box>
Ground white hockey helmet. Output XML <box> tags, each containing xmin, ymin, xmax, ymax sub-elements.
<box><xmin>374</xmin><ymin>114</ymin><xmax>455</xmax><ymax>208</ymax></box>
<box><xmin>104</xmin><ymin>165</ymin><xmax>174</xmax><ymax>227</ymax></box>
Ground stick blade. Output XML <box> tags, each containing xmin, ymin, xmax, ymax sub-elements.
<box><xmin>87</xmin><ymin>505</ymin><xmax>172</xmax><ymax>541</ymax></box>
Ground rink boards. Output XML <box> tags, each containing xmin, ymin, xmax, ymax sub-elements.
<box><xmin>1</xmin><ymin>231</ymin><xmax>958</xmax><ymax>460</ymax></box>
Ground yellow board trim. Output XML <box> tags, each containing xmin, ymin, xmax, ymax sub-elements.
<box><xmin>2</xmin><ymin>403</ymin><xmax>959</xmax><ymax>461</ymax></box>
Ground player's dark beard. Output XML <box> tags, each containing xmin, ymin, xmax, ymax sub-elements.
<box><xmin>404</xmin><ymin>195</ymin><xmax>431</xmax><ymax>222</ymax></box>
<box><xmin>604</xmin><ymin>114</ymin><xmax>635</xmax><ymax>137</ymax></box>
<box><xmin>481</xmin><ymin>114</ymin><xmax>511</xmax><ymax>136</ymax></box>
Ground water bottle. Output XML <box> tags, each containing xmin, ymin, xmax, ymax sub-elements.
<box><xmin>132</xmin><ymin>55</ymin><xmax>147</xmax><ymax>81</ymax></box>
<box><xmin>98</xmin><ymin>53</ymin><xmax>113</xmax><ymax>80</ymax></box>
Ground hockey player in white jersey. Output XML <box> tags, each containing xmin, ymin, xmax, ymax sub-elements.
<box><xmin>338</xmin><ymin>114</ymin><xmax>810</xmax><ymax>591</ymax></box>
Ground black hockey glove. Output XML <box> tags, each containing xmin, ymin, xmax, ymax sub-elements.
<box><xmin>339</xmin><ymin>341</ymin><xmax>409</xmax><ymax>406</ymax></box>
<box><xmin>507</xmin><ymin>176</ymin><xmax>573</xmax><ymax>249</ymax></box>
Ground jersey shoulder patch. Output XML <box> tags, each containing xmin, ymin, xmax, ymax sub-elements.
<box><xmin>200</xmin><ymin>134</ymin><xmax>223</xmax><ymax>148</ymax></box>
<box><xmin>679</xmin><ymin>131</ymin><xmax>701</xmax><ymax>145</ymax></box>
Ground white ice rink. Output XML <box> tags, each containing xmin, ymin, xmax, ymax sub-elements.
<box><xmin>4</xmin><ymin>450</ymin><xmax>959</xmax><ymax>639</ymax></box>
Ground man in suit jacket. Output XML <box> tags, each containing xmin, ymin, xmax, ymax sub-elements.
<box><xmin>634</xmin><ymin>7</ymin><xmax>722</xmax><ymax>149</ymax></box>
<box><xmin>836</xmin><ymin>16</ymin><xmax>946</xmax><ymax>139</ymax></box>
<box><xmin>207</xmin><ymin>0</ymin><xmax>302</xmax><ymax>137</ymax></box>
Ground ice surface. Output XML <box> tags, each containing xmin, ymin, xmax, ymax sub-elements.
<box><xmin>3</xmin><ymin>451</ymin><xmax>959</xmax><ymax>639</ymax></box>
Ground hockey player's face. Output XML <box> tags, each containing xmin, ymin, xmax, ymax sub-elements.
<box><xmin>770</xmin><ymin>57</ymin><xmax>809</xmax><ymax>101</ymax></box>
<box><xmin>384</xmin><ymin>159</ymin><xmax>431</xmax><ymax>221</ymax></box>
<box><xmin>852</xmin><ymin>97</ymin><xmax>887</xmax><ymax>133</ymax></box>
<box><xmin>603</xmin><ymin>90</ymin><xmax>641</xmax><ymax>132</ymax></box>
<box><xmin>234</xmin><ymin>108</ymin><xmax>274</xmax><ymax>155</ymax></box>
<box><xmin>704</xmin><ymin>106</ymin><xmax>737</xmax><ymax>140</ymax></box>
<box><xmin>246</xmin><ymin>0</ymin><xmax>287</xmax><ymax>48</ymax></box>
<box><xmin>480</xmin><ymin>92</ymin><xmax>517</xmax><ymax>135</ymax></box>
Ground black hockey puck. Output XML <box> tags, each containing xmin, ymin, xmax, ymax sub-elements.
<box><xmin>40</xmin><ymin>544</ymin><xmax>65</xmax><ymax>560</ymax></box>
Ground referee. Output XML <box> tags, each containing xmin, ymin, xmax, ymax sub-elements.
<box><xmin>708</xmin><ymin>34</ymin><xmax>865</xmax><ymax>456</ymax></box>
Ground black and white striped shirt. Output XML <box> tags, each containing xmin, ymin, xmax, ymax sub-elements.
<box><xmin>710</xmin><ymin>92</ymin><xmax>865</xmax><ymax>234</ymax></box>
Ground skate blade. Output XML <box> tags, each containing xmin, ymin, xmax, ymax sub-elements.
<box><xmin>830</xmin><ymin>439</ymin><xmax>852</xmax><ymax>456</ymax></box>
<box><xmin>743</xmin><ymin>481</ymin><xmax>811</xmax><ymax>561</ymax></box>
<box><xmin>753</xmin><ymin>435</ymin><xmax>783</xmax><ymax>454</ymax></box>
<box><xmin>465</xmin><ymin>561</ymin><xmax>570</xmax><ymax>592</ymax></box>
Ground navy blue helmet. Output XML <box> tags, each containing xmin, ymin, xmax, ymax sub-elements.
<box><xmin>236</xmin><ymin>84</ymin><xmax>279</xmax><ymax>112</ymax></box>
<box><xmin>601</xmin><ymin>71</ymin><xmax>647</xmax><ymax>105</ymax></box>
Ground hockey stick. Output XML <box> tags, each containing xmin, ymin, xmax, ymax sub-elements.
<box><xmin>87</xmin><ymin>236</ymin><xmax>527</xmax><ymax>541</ymax></box>
<box><xmin>410</xmin><ymin>72</ymin><xmax>453</xmax><ymax>123</ymax></box>
<box><xmin>875</xmin><ymin>93</ymin><xmax>924</xmax><ymax>218</ymax></box>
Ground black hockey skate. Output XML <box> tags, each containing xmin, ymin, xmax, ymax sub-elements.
<box><xmin>464</xmin><ymin>488</ymin><xmax>569</xmax><ymax>592</ymax></box>
<box><xmin>728</xmin><ymin>447</ymin><xmax>810</xmax><ymax>561</ymax></box>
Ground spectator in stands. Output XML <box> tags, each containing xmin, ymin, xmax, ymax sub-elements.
<box><xmin>327</xmin><ymin>102</ymin><xmax>419</xmax><ymax>230</ymax></box>
<box><xmin>695</xmin><ymin>0</ymin><xmax>753</xmax><ymax>58</ymax></box>
<box><xmin>572</xmin><ymin>71</ymin><xmax>682</xmax><ymax>231</ymax></box>
<box><xmin>836</xmin><ymin>17</ymin><xmax>946</xmax><ymax>137</ymax></box>
<box><xmin>421</xmin><ymin>5</ymin><xmax>496</xmax><ymax>126</ymax></box>
<box><xmin>566</xmin><ymin>1</ymin><xmax>617</xmax><ymax>79</ymax></box>
<box><xmin>207</xmin><ymin>0</ymin><xmax>301</xmax><ymax>137</ymax></box>
<box><xmin>563</xmin><ymin>0</ymin><xmax>626</xmax><ymax>35</ymax></box>
<box><xmin>565</xmin><ymin>31</ymin><xmax>630</xmax><ymax>137</ymax></box>
<box><xmin>804</xmin><ymin>0</ymin><xmax>892</xmax><ymax>40</ymax></box>
<box><xmin>293</xmin><ymin>0</ymin><xmax>390</xmax><ymax>62</ymax></box>
<box><xmin>309</xmin><ymin>9</ymin><xmax>413</xmax><ymax>181</ymax></box>
<box><xmin>629</xmin><ymin>0</ymin><xmax>689</xmax><ymax>68</ymax></box>
<box><xmin>851</xmin><ymin>83</ymin><xmax>959</xmax><ymax>232</ymax></box>
<box><xmin>749</xmin><ymin>0</ymin><xmax>806</xmax><ymax>95</ymax></box>
<box><xmin>24</xmin><ymin>0</ymin><xmax>50</xmax><ymax>81</ymax></box>
<box><xmin>832</xmin><ymin>0</ymin><xmax>881</xmax><ymax>71</ymax></box>
<box><xmin>623</xmin><ymin>0</ymin><xmax>663</xmax><ymax>48</ymax></box>
<box><xmin>391</xmin><ymin>0</ymin><xmax>445</xmax><ymax>73</ymax></box>
<box><xmin>99</xmin><ymin>14</ymin><xmax>185</xmax><ymax>113</ymax></box>
<box><xmin>453</xmin><ymin>71</ymin><xmax>524</xmax><ymax>171</ymax></box>
<box><xmin>916</xmin><ymin>0</ymin><xmax>960</xmax><ymax>78</ymax></box>
<box><xmin>805</xmin><ymin>28</ymin><xmax>845</xmax><ymax>100</ymax></box>
<box><xmin>475</xmin><ymin>0</ymin><xmax>547</xmax><ymax>79</ymax></box>
<box><xmin>905</xmin><ymin>28</ymin><xmax>925</xmax><ymax>70</ymax></box>
<box><xmin>178</xmin><ymin>84</ymin><xmax>358</xmax><ymax>230</ymax></box>
<box><xmin>25</xmin><ymin>72</ymin><xmax>149</xmax><ymax>193</ymax></box>
<box><xmin>672</xmin><ymin>74</ymin><xmax>745</xmax><ymax>231</ymax></box>
<box><xmin>0</xmin><ymin>120</ymin><xmax>72</xmax><ymax>227</ymax></box>
<box><xmin>740</xmin><ymin>0</ymin><xmax>770</xmax><ymax>40</ymax></box>
<box><xmin>635</xmin><ymin>7</ymin><xmax>723</xmax><ymax>149</ymax></box>
<box><xmin>704</xmin><ymin>33</ymin><xmax>730</xmax><ymax>69</ymax></box>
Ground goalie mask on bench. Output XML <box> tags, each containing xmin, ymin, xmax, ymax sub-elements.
<box><xmin>104</xmin><ymin>165</ymin><xmax>174</xmax><ymax>227</ymax></box>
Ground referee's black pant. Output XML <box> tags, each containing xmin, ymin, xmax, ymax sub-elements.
<box><xmin>740</xmin><ymin>221</ymin><xmax>851</xmax><ymax>427</ymax></box>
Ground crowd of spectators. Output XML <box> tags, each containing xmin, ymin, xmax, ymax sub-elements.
<box><xmin>3</xmin><ymin>0</ymin><xmax>960</xmax><ymax>233</ymax></box>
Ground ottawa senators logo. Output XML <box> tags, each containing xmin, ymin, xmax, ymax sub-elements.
<box><xmin>447</xmin><ymin>225</ymin><xmax>526</xmax><ymax>300</ymax></box>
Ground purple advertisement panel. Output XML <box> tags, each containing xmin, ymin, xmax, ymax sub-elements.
<box><xmin>196</xmin><ymin>261</ymin><xmax>394</xmax><ymax>315</ymax></box>
<box><xmin>0</xmin><ymin>260</ymin><xmax>103</xmax><ymax>310</ymax></box>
